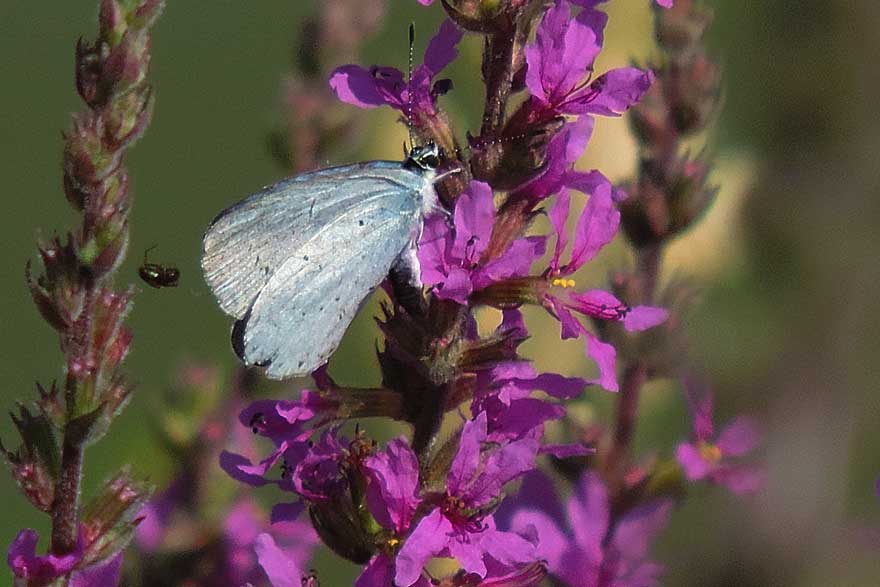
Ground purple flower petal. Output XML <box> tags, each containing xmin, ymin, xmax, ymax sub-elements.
<box><xmin>329</xmin><ymin>65</ymin><xmax>390</xmax><ymax>109</ymax></box>
<box><xmin>565</xmin><ymin>67</ymin><xmax>655</xmax><ymax>116</ymax></box>
<box><xmin>573</xmin><ymin>1</ymin><xmax>609</xmax><ymax>48</ymax></box>
<box><xmin>255</xmin><ymin>533</ymin><xmax>303</xmax><ymax>587</ymax></box>
<box><xmin>525</xmin><ymin>0</ymin><xmax>601</xmax><ymax>105</ymax></box>
<box><xmin>498</xmin><ymin>470</ymin><xmax>565</xmax><ymax>524</ymax></box>
<box><xmin>135</xmin><ymin>501</ymin><xmax>168</xmax><ymax>551</ymax></box>
<box><xmin>510</xmin><ymin>510</ymin><xmax>568</xmax><ymax>572</ymax></box>
<box><xmin>711</xmin><ymin>464</ymin><xmax>764</xmax><ymax>495</ymax></box>
<box><xmin>567</xmin><ymin>473</ymin><xmax>609</xmax><ymax>554</ymax></box>
<box><xmin>509</xmin><ymin>372</ymin><xmax>587</xmax><ymax>399</ymax></box>
<box><xmin>474</xmin><ymin>525</ymin><xmax>538</xmax><ymax>569</ymax></box>
<box><xmin>447</xmin><ymin>532</ymin><xmax>489</xmax><ymax>578</ymax></box>
<box><xmin>482</xmin><ymin>397</ymin><xmax>564</xmax><ymax>444</ymax></box>
<box><xmin>564</xmin><ymin>180</ymin><xmax>619</xmax><ymax>273</ymax></box>
<box><xmin>356</xmin><ymin>554</ymin><xmax>394</xmax><ymax>587</ymax></box>
<box><xmin>365</xmin><ymin>438</ymin><xmax>421</xmax><ymax>533</ymax></box>
<box><xmin>464</xmin><ymin>437</ymin><xmax>539</xmax><ymax>507</ymax></box>
<box><xmin>448</xmin><ymin>413</ymin><xmax>487</xmax><ymax>495</ymax></box>
<box><xmin>416</xmin><ymin>215</ymin><xmax>453</xmax><ymax>286</ymax></box>
<box><xmin>476</xmin><ymin>236</ymin><xmax>547</xmax><ymax>288</ymax></box>
<box><xmin>549</xmin><ymin>190</ymin><xmax>571</xmax><ymax>272</ymax></box>
<box><xmin>7</xmin><ymin>529</ymin><xmax>83</xmax><ymax>582</ymax></box>
<box><xmin>656</xmin><ymin>0</ymin><xmax>674</xmax><ymax>7</ymax></box>
<box><xmin>452</xmin><ymin>181</ymin><xmax>494</xmax><ymax>260</ymax></box>
<box><xmin>70</xmin><ymin>553</ymin><xmax>123</xmax><ymax>587</ymax></box>
<box><xmin>684</xmin><ymin>382</ymin><xmax>715</xmax><ymax>440</ymax></box>
<box><xmin>423</xmin><ymin>20</ymin><xmax>463</xmax><ymax>77</ymax></box>
<box><xmin>550</xmin><ymin>298</ymin><xmax>583</xmax><ymax>340</ymax></box>
<box><xmin>500</xmin><ymin>308</ymin><xmax>528</xmax><ymax>338</ymax></box>
<box><xmin>220</xmin><ymin>449</ymin><xmax>275</xmax><ymax>487</ymax></box>
<box><xmin>517</xmin><ymin>117</ymin><xmax>594</xmax><ymax>200</ymax></box>
<box><xmin>610</xmin><ymin>499</ymin><xmax>672</xmax><ymax>560</ymax></box>
<box><xmin>623</xmin><ymin>305</ymin><xmax>669</xmax><ymax>331</ymax></box>
<box><xmin>395</xmin><ymin>509</ymin><xmax>453</xmax><ymax>587</ymax></box>
<box><xmin>583</xmin><ymin>330</ymin><xmax>618</xmax><ymax>392</ymax></box>
<box><xmin>436</xmin><ymin>265</ymin><xmax>474</xmax><ymax>304</ymax></box>
<box><xmin>270</xmin><ymin>501</ymin><xmax>305</xmax><ymax>524</ymax></box>
<box><xmin>716</xmin><ymin>417</ymin><xmax>760</xmax><ymax>457</ymax></box>
<box><xmin>566</xmin><ymin>289</ymin><xmax>629</xmax><ymax>321</ymax></box>
<box><xmin>675</xmin><ymin>442</ymin><xmax>711</xmax><ymax>480</ymax></box>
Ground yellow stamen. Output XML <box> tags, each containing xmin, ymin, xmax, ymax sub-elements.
<box><xmin>551</xmin><ymin>278</ymin><xmax>576</xmax><ymax>288</ymax></box>
<box><xmin>697</xmin><ymin>441</ymin><xmax>722</xmax><ymax>464</ymax></box>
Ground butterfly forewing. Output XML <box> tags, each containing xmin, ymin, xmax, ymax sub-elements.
<box><xmin>201</xmin><ymin>161</ymin><xmax>433</xmax><ymax>379</ymax></box>
<box><xmin>202</xmin><ymin>162</ymin><xmax>426</xmax><ymax>319</ymax></box>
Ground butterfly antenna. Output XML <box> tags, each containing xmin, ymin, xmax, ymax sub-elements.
<box><xmin>406</xmin><ymin>23</ymin><xmax>417</xmax><ymax>151</ymax></box>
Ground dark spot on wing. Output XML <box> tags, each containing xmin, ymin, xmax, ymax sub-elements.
<box><xmin>303</xmin><ymin>255</ymin><xmax>309</xmax><ymax>261</ymax></box>
<box><xmin>359</xmin><ymin>220</ymin><xmax>364</xmax><ymax>226</ymax></box>
<box><xmin>231</xmin><ymin>314</ymin><xmax>249</xmax><ymax>361</ymax></box>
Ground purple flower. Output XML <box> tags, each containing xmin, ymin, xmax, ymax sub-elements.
<box><xmin>7</xmin><ymin>529</ymin><xmax>83</xmax><ymax>585</ymax></box>
<box><xmin>355</xmin><ymin>439</ymin><xmax>425</xmax><ymax>587</ymax></box>
<box><xmin>515</xmin><ymin>116</ymin><xmax>598</xmax><ymax>202</ymax></box>
<box><xmin>330</xmin><ymin>19</ymin><xmax>462</xmax><ymax>118</ymax></box>
<box><xmin>395</xmin><ymin>413</ymin><xmax>539</xmax><ymax>587</ymax></box>
<box><xmin>292</xmin><ymin>426</ymin><xmax>351</xmax><ymax>501</ymax></box>
<box><xmin>364</xmin><ymin>438</ymin><xmax>421</xmax><ymax>535</ymax></box>
<box><xmin>69</xmin><ymin>554</ymin><xmax>123</xmax><ymax>587</ymax></box>
<box><xmin>523</xmin><ymin>0</ymin><xmax>653</xmax><ymax>120</ymax></box>
<box><xmin>537</xmin><ymin>186</ymin><xmax>667</xmax><ymax>391</ymax></box>
<box><xmin>254</xmin><ymin>533</ymin><xmax>307</xmax><ymax>587</ymax></box>
<box><xmin>467</xmin><ymin>313</ymin><xmax>590</xmax><ymax>449</ymax></box>
<box><xmin>501</xmin><ymin>471</ymin><xmax>672</xmax><ymax>587</ymax></box>
<box><xmin>675</xmin><ymin>383</ymin><xmax>763</xmax><ymax>495</ymax></box>
<box><xmin>219</xmin><ymin>392</ymin><xmax>328</xmax><ymax>491</ymax></box>
<box><xmin>418</xmin><ymin>181</ymin><xmax>546</xmax><ymax>304</ymax></box>
<box><xmin>7</xmin><ymin>528</ymin><xmax>121</xmax><ymax>587</ymax></box>
<box><xmin>225</xmin><ymin>498</ymin><xmax>318</xmax><ymax>586</ymax></box>
<box><xmin>656</xmin><ymin>0</ymin><xmax>673</xmax><ymax>7</ymax></box>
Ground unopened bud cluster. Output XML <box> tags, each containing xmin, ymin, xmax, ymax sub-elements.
<box><xmin>4</xmin><ymin>1</ymin><xmax>163</xmax><ymax>583</ymax></box>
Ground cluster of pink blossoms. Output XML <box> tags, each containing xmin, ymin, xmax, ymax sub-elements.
<box><xmin>212</xmin><ymin>2</ymin><xmax>761</xmax><ymax>587</ymax></box>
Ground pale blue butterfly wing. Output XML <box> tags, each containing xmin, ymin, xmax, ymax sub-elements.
<box><xmin>201</xmin><ymin>155</ymin><xmax>438</xmax><ymax>379</ymax></box>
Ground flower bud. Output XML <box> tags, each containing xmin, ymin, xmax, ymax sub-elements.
<box><xmin>103</xmin><ymin>85</ymin><xmax>154</xmax><ymax>149</ymax></box>
<box><xmin>75</xmin><ymin>38</ymin><xmax>105</xmax><ymax>107</ymax></box>
<box><xmin>103</xmin><ymin>31</ymin><xmax>150</xmax><ymax>95</ymax></box>
<box><xmin>308</xmin><ymin>497</ymin><xmax>375</xmax><ymax>565</ymax></box>
<box><xmin>654</xmin><ymin>0</ymin><xmax>712</xmax><ymax>54</ymax></box>
<box><xmin>3</xmin><ymin>405</ymin><xmax>61</xmax><ymax>512</ymax></box>
<box><xmin>440</xmin><ymin>0</ymin><xmax>531</xmax><ymax>33</ymax></box>
<box><xmin>81</xmin><ymin>468</ymin><xmax>151</xmax><ymax>564</ymax></box>
<box><xmin>470</xmin><ymin>117</ymin><xmax>564</xmax><ymax>190</ymax></box>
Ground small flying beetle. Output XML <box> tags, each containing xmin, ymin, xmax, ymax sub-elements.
<box><xmin>139</xmin><ymin>245</ymin><xmax>180</xmax><ymax>288</ymax></box>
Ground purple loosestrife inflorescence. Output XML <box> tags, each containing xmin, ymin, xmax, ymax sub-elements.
<box><xmin>216</xmin><ymin>1</ymin><xmax>761</xmax><ymax>586</ymax></box>
<box><xmin>499</xmin><ymin>470</ymin><xmax>672</xmax><ymax>587</ymax></box>
<box><xmin>675</xmin><ymin>381</ymin><xmax>763</xmax><ymax>495</ymax></box>
<box><xmin>4</xmin><ymin>1</ymin><xmax>163</xmax><ymax>585</ymax></box>
<box><xmin>394</xmin><ymin>413</ymin><xmax>539</xmax><ymax>586</ymax></box>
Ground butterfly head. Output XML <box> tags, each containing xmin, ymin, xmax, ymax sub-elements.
<box><xmin>405</xmin><ymin>142</ymin><xmax>440</xmax><ymax>173</ymax></box>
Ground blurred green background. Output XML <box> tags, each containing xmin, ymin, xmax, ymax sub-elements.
<box><xmin>2</xmin><ymin>1</ymin><xmax>879</xmax><ymax>586</ymax></box>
